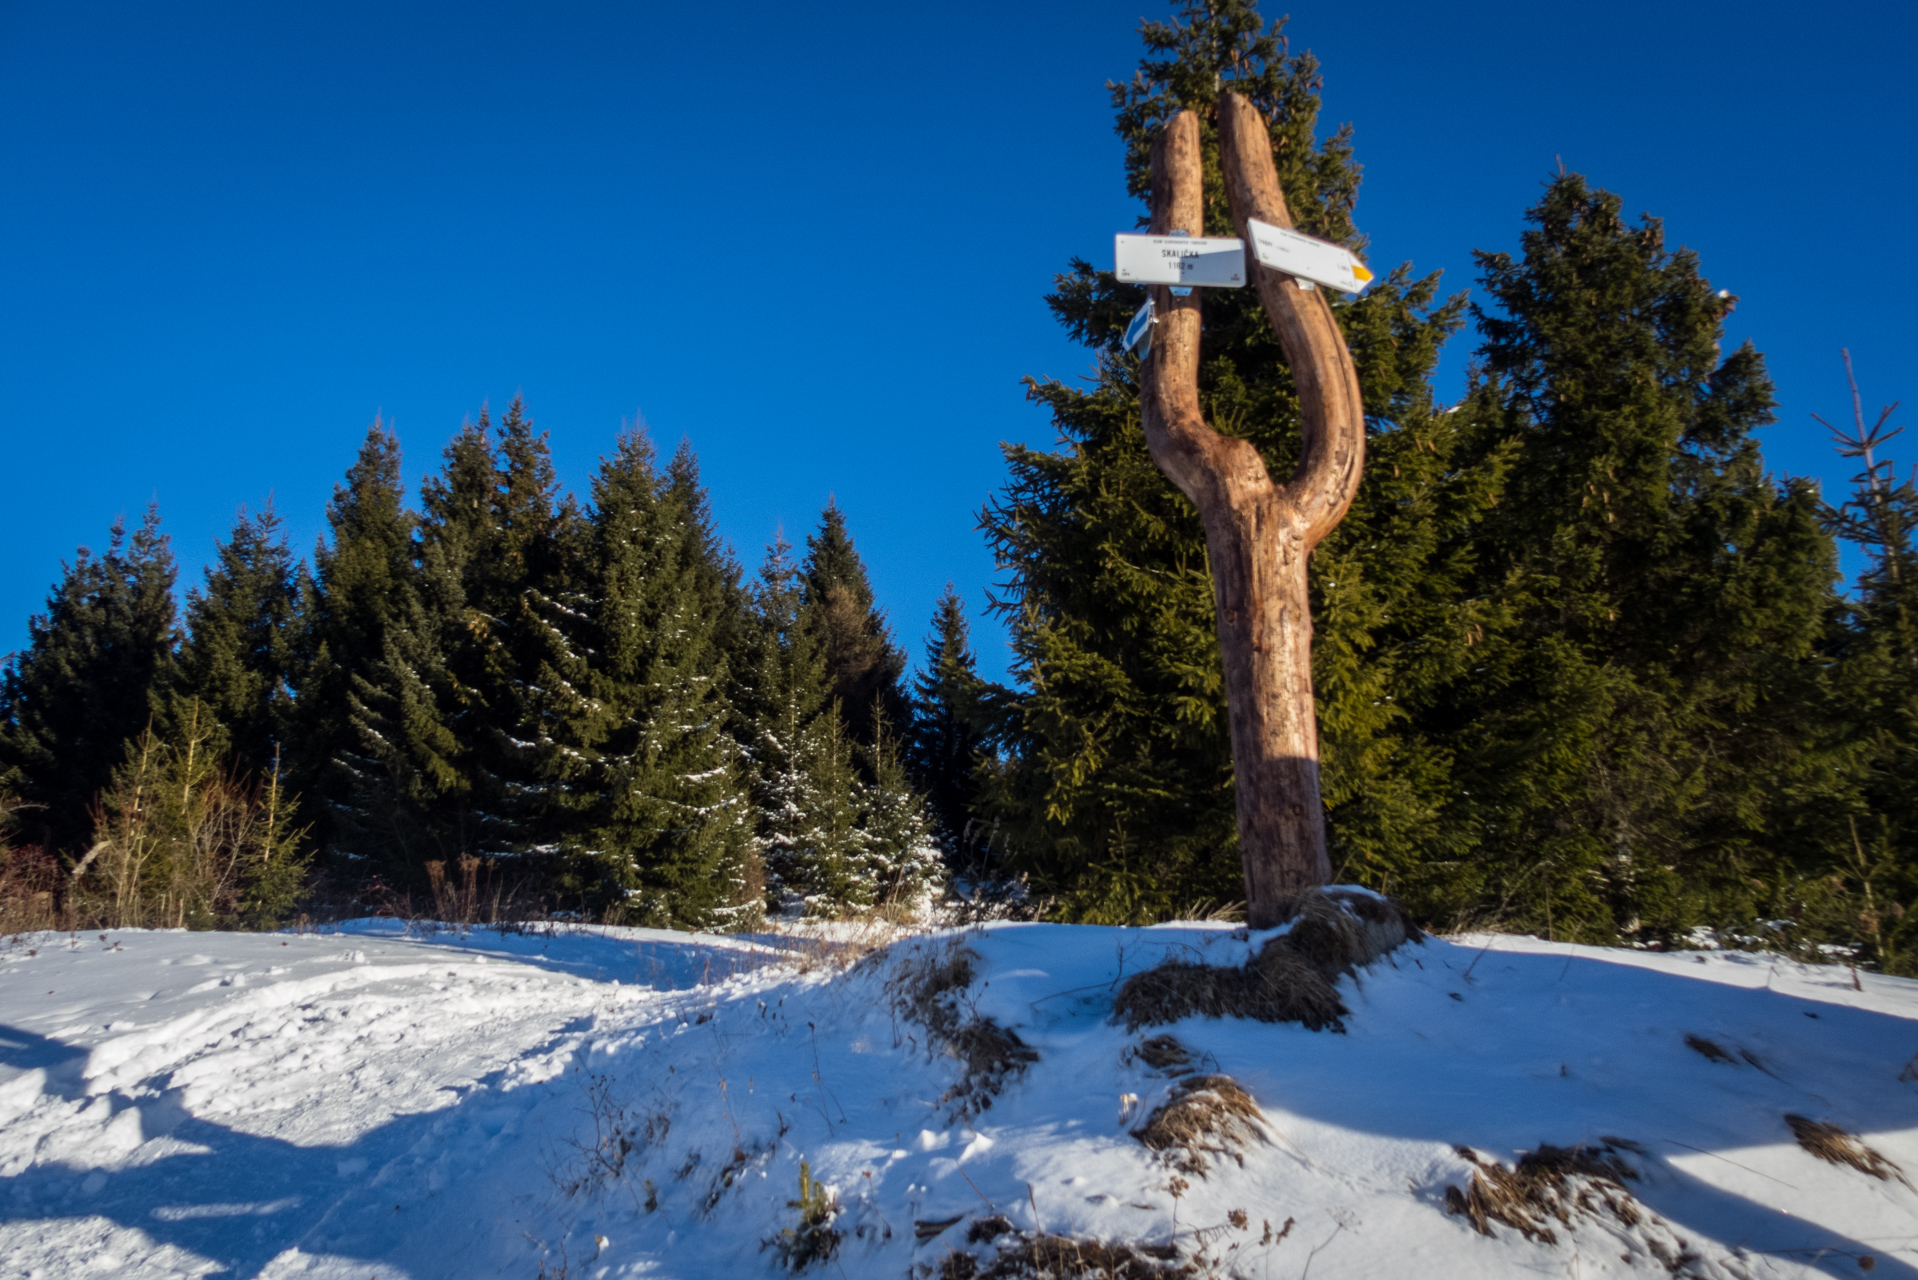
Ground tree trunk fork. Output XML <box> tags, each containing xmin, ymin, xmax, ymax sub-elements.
<box><xmin>1137</xmin><ymin>96</ymin><xmax>1367</xmax><ymax>928</ymax></box>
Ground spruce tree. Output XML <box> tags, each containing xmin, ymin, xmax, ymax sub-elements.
<box><xmin>863</xmin><ymin>708</ymin><xmax>945</xmax><ymax>910</ymax></box>
<box><xmin>177</xmin><ymin>503</ymin><xmax>300</xmax><ymax>784</ymax></box>
<box><xmin>415</xmin><ymin>401</ymin><xmax>583</xmax><ymax>856</ymax></box>
<box><xmin>908</xmin><ymin>586</ymin><xmax>989</xmax><ymax>866</ymax></box>
<box><xmin>741</xmin><ymin>535</ymin><xmax>867</xmax><ymax>915</ymax></box>
<box><xmin>788</xmin><ymin>708</ymin><xmax>872</xmax><ymax>911</ymax></box>
<box><xmin>801</xmin><ymin>502</ymin><xmax>910</xmax><ymax>753</ymax></box>
<box><xmin>1450</xmin><ymin>173</ymin><xmax>1844</xmax><ymax>938</ymax></box>
<box><xmin>976</xmin><ymin>0</ymin><xmax>1489</xmax><ymax>920</ymax></box>
<box><xmin>656</xmin><ymin>445</ymin><xmax>758</xmax><ymax>921</ymax></box>
<box><xmin>527</xmin><ymin>430</ymin><xmax>751</xmax><ymax>926</ymax></box>
<box><xmin>415</xmin><ymin>412</ymin><xmax>495</xmax><ymax>815</ymax></box>
<box><xmin>489</xmin><ymin>398</ymin><xmax>569</xmax><ymax>611</ymax></box>
<box><xmin>300</xmin><ymin>423</ymin><xmax>467</xmax><ymax>880</ymax></box>
<box><xmin>1818</xmin><ymin>358</ymin><xmax>1916</xmax><ymax>969</ymax></box>
<box><xmin>1821</xmin><ymin>357</ymin><xmax>1916</xmax><ymax>661</ymax></box>
<box><xmin>0</xmin><ymin>504</ymin><xmax>180</xmax><ymax>854</ymax></box>
<box><xmin>491</xmin><ymin>402</ymin><xmax>591</xmax><ymax>851</ymax></box>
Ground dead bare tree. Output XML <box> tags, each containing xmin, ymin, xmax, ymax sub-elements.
<box><xmin>1815</xmin><ymin>348</ymin><xmax>1911</xmax><ymax>594</ymax></box>
<box><xmin>1137</xmin><ymin>95</ymin><xmax>1366</xmax><ymax>929</ymax></box>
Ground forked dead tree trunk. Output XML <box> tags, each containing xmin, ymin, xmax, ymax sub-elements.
<box><xmin>1137</xmin><ymin>95</ymin><xmax>1366</xmax><ymax>929</ymax></box>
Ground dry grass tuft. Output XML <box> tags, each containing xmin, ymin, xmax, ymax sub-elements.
<box><xmin>1133</xmin><ymin>1035</ymin><xmax>1194</xmax><ymax>1075</ymax></box>
<box><xmin>1111</xmin><ymin>959</ymin><xmax>1265</xmax><ymax>1030</ymax></box>
<box><xmin>888</xmin><ymin>938</ymin><xmax>1038</xmax><ymax>1119</ymax></box>
<box><xmin>897</xmin><ymin>938</ymin><xmax>976</xmax><ymax>1005</ymax></box>
<box><xmin>1278</xmin><ymin>888</ymin><xmax>1418</xmax><ymax>978</ymax></box>
<box><xmin>929</xmin><ymin>1228</ymin><xmax>1195</xmax><ymax>1279</ymax></box>
<box><xmin>942</xmin><ymin>1019</ymin><xmax>1041</xmax><ymax>1113</ymax></box>
<box><xmin>1683</xmin><ymin>1033</ymin><xmax>1771</xmax><ymax>1073</ymax></box>
<box><xmin>1684</xmin><ymin>1033</ymin><xmax>1736</xmax><ymax>1064</ymax></box>
<box><xmin>775</xmin><ymin>916</ymin><xmax>919</xmax><ymax>975</ymax></box>
<box><xmin>1444</xmin><ymin>1140</ymin><xmax>1644</xmax><ymax>1245</ymax></box>
<box><xmin>1111</xmin><ymin>887</ymin><xmax>1417</xmax><ymax>1032</ymax></box>
<box><xmin>1242</xmin><ymin>940</ymin><xmax>1349</xmax><ymax>1028</ymax></box>
<box><xmin>1133</xmin><ymin>1074</ymin><xmax>1265</xmax><ymax>1176</ymax></box>
<box><xmin>1786</xmin><ymin>1115</ymin><xmax>1906</xmax><ymax>1183</ymax></box>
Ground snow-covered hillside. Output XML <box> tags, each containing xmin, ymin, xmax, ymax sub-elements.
<box><xmin>1</xmin><ymin>912</ymin><xmax>1914</xmax><ymax>1278</ymax></box>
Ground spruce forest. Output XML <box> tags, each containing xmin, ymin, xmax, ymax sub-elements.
<box><xmin>2</xmin><ymin>1</ymin><xmax>1912</xmax><ymax>974</ymax></box>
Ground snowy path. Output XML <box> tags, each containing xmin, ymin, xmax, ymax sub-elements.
<box><xmin>0</xmin><ymin>922</ymin><xmax>772</xmax><ymax>1278</ymax></box>
<box><xmin>2</xmin><ymin>919</ymin><xmax>1916</xmax><ymax>1279</ymax></box>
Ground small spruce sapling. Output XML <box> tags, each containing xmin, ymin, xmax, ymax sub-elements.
<box><xmin>771</xmin><ymin>1160</ymin><xmax>840</xmax><ymax>1270</ymax></box>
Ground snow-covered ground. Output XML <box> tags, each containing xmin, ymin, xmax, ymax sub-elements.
<box><xmin>1</xmin><ymin>915</ymin><xmax>1914</xmax><ymax>1278</ymax></box>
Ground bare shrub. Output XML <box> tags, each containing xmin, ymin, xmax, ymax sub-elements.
<box><xmin>898</xmin><ymin>940</ymin><xmax>977</xmax><ymax>1005</ymax></box>
<box><xmin>557</xmin><ymin>1073</ymin><xmax>671</xmax><ymax>1197</ymax></box>
<box><xmin>888</xmin><ymin>939</ymin><xmax>1038</xmax><ymax>1118</ymax></box>
<box><xmin>0</xmin><ymin>795</ymin><xmax>66</xmax><ymax>936</ymax></box>
<box><xmin>1112</xmin><ymin>887</ymin><xmax>1416</xmax><ymax>1032</ymax></box>
<box><xmin>1133</xmin><ymin>1074</ymin><xmax>1265</xmax><ymax>1175</ymax></box>
<box><xmin>1785</xmin><ymin>1115</ymin><xmax>1907</xmax><ymax>1183</ymax></box>
<box><xmin>1444</xmin><ymin>1140</ymin><xmax>1645</xmax><ymax>1245</ymax></box>
<box><xmin>359</xmin><ymin>850</ymin><xmax>566</xmax><ymax>935</ymax></box>
<box><xmin>424</xmin><ymin>855</ymin><xmax>482</xmax><ymax>924</ymax></box>
<box><xmin>875</xmin><ymin>893</ymin><xmax>927</xmax><ymax>927</ymax></box>
<box><xmin>942</xmin><ymin>873</ymin><xmax>1053</xmax><ymax>926</ymax></box>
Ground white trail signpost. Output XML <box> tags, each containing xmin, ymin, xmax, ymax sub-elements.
<box><xmin>1244</xmin><ymin>219</ymin><xmax>1374</xmax><ymax>294</ymax></box>
<box><xmin>1114</xmin><ymin>233</ymin><xmax>1247</xmax><ymax>288</ymax></box>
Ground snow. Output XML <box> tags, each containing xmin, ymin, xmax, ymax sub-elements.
<box><xmin>1</xmin><ymin>917</ymin><xmax>1914</xmax><ymax>1278</ymax></box>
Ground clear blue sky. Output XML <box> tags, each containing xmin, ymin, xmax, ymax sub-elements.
<box><xmin>3</xmin><ymin>0</ymin><xmax>1912</xmax><ymax>683</ymax></box>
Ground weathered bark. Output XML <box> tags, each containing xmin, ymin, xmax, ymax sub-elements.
<box><xmin>1135</xmin><ymin>96</ymin><xmax>1366</xmax><ymax>929</ymax></box>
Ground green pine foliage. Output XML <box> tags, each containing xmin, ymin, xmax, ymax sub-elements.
<box><xmin>741</xmin><ymin>522</ymin><xmax>942</xmax><ymax>918</ymax></box>
<box><xmin>73</xmin><ymin>700</ymin><xmax>309</xmax><ymax>930</ymax></box>
<box><xmin>300</xmin><ymin>422</ymin><xmax>469</xmax><ymax>881</ymax></box>
<box><xmin>1452</xmin><ymin>175</ymin><xmax>1845</xmax><ymax>940</ymax></box>
<box><xmin>526</xmin><ymin>429</ymin><xmax>754</xmax><ymax>928</ymax></box>
<box><xmin>417</xmin><ymin>400</ymin><xmax>589</xmax><ymax>856</ymax></box>
<box><xmin>415</xmin><ymin>413</ymin><xmax>500</xmax><ymax>805</ymax></box>
<box><xmin>862</xmin><ymin>708</ymin><xmax>946</xmax><ymax>910</ymax></box>
<box><xmin>0</xmin><ymin>504</ymin><xmax>180</xmax><ymax>855</ymax></box>
<box><xmin>977</xmin><ymin>0</ymin><xmax>1484</xmax><ymax>922</ymax></box>
<box><xmin>1818</xmin><ymin>363</ymin><xmax>1917</xmax><ymax>970</ymax></box>
<box><xmin>802</xmin><ymin>502</ymin><xmax>911</xmax><ymax>754</ymax></box>
<box><xmin>176</xmin><ymin>503</ymin><xmax>301</xmax><ymax>785</ymax></box>
<box><xmin>784</xmin><ymin>707</ymin><xmax>871</xmax><ymax>912</ymax></box>
<box><xmin>743</xmin><ymin>535</ymin><xmax>847</xmax><ymax>913</ymax></box>
<box><xmin>908</xmin><ymin>586</ymin><xmax>990</xmax><ymax>866</ymax></box>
